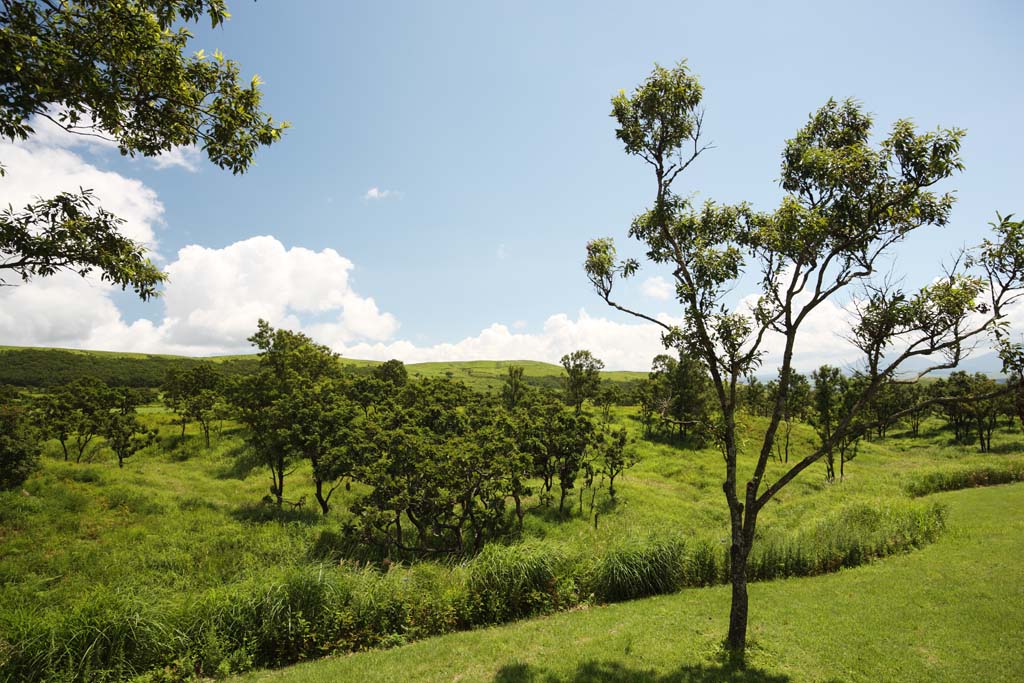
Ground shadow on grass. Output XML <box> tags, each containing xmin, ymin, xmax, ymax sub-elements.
<box><xmin>984</xmin><ymin>440</ymin><xmax>1024</xmax><ymax>455</ymax></box>
<box><xmin>493</xmin><ymin>660</ymin><xmax>793</xmax><ymax>683</ymax></box>
<box><xmin>230</xmin><ymin>501</ymin><xmax>322</xmax><ymax>525</ymax></box>
<box><xmin>215</xmin><ymin>444</ymin><xmax>264</xmax><ymax>480</ymax></box>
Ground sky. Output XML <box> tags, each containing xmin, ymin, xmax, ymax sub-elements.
<box><xmin>2</xmin><ymin>0</ymin><xmax>1023</xmax><ymax>371</ymax></box>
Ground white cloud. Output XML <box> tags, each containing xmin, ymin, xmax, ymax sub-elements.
<box><xmin>339</xmin><ymin>310</ymin><xmax>675</xmax><ymax>371</ymax></box>
<box><xmin>1</xmin><ymin>136</ymin><xmax>163</xmax><ymax>249</ymax></box>
<box><xmin>151</xmin><ymin>145</ymin><xmax>201</xmax><ymax>172</ymax></box>
<box><xmin>364</xmin><ymin>187</ymin><xmax>398</xmax><ymax>200</ymax></box>
<box><xmin>21</xmin><ymin>112</ymin><xmax>200</xmax><ymax>172</ymax></box>
<box><xmin>497</xmin><ymin>243</ymin><xmax>507</xmax><ymax>260</ymax></box>
<box><xmin>640</xmin><ymin>276</ymin><xmax>674</xmax><ymax>301</ymax></box>
<box><xmin>0</xmin><ymin>236</ymin><xmax>402</xmax><ymax>357</ymax></box>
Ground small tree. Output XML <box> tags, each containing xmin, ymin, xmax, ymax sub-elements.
<box><xmin>374</xmin><ymin>359</ymin><xmax>409</xmax><ymax>387</ymax></box>
<box><xmin>810</xmin><ymin>365</ymin><xmax>845</xmax><ymax>482</ymax></box>
<box><xmin>597</xmin><ymin>425</ymin><xmax>636</xmax><ymax>500</ymax></box>
<box><xmin>501</xmin><ymin>365</ymin><xmax>527</xmax><ymax>410</ymax></box>
<box><xmin>593</xmin><ymin>382</ymin><xmax>620</xmax><ymax>423</ymax></box>
<box><xmin>163</xmin><ymin>365</ymin><xmax>223</xmax><ymax>446</ymax></box>
<box><xmin>560</xmin><ymin>350</ymin><xmax>604</xmax><ymax>415</ymax></box>
<box><xmin>585</xmin><ymin>61</ymin><xmax>1023</xmax><ymax>655</ymax></box>
<box><xmin>230</xmin><ymin>320</ymin><xmax>343</xmax><ymax>507</ymax></box>
<box><xmin>105</xmin><ymin>389</ymin><xmax>157</xmax><ymax>468</ymax></box>
<box><xmin>0</xmin><ymin>387</ymin><xmax>40</xmax><ymax>490</ymax></box>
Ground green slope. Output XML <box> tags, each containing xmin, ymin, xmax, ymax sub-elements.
<box><xmin>0</xmin><ymin>346</ymin><xmax>646</xmax><ymax>391</ymax></box>
<box><xmin>234</xmin><ymin>483</ymin><xmax>1024</xmax><ymax>683</ymax></box>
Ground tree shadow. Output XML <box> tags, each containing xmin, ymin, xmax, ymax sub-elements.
<box><xmin>493</xmin><ymin>660</ymin><xmax>796</xmax><ymax>683</ymax></box>
<box><xmin>214</xmin><ymin>444</ymin><xmax>263</xmax><ymax>480</ymax></box>
<box><xmin>984</xmin><ymin>441</ymin><xmax>1024</xmax><ymax>455</ymax></box>
<box><xmin>230</xmin><ymin>500</ymin><xmax>321</xmax><ymax>525</ymax></box>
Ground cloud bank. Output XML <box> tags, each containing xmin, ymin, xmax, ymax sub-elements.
<box><xmin>3</xmin><ymin>124</ymin><xmax>1014</xmax><ymax>372</ymax></box>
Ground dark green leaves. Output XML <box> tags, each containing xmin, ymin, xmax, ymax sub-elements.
<box><xmin>1</xmin><ymin>190</ymin><xmax>167</xmax><ymax>299</ymax></box>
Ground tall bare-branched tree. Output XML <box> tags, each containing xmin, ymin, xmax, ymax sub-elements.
<box><xmin>585</xmin><ymin>61</ymin><xmax>1023</xmax><ymax>656</ymax></box>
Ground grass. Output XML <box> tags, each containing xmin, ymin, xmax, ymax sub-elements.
<box><xmin>231</xmin><ymin>483</ymin><xmax>1024</xmax><ymax>683</ymax></box>
<box><xmin>1</xmin><ymin>403</ymin><xmax>1021</xmax><ymax>682</ymax></box>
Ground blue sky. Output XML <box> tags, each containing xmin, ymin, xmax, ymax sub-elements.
<box><xmin>2</xmin><ymin>0</ymin><xmax>1022</xmax><ymax>370</ymax></box>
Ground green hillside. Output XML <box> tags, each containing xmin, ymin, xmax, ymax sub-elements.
<box><xmin>0</xmin><ymin>346</ymin><xmax>646</xmax><ymax>391</ymax></box>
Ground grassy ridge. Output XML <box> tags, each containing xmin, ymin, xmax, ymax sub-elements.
<box><xmin>0</xmin><ymin>347</ymin><xmax>645</xmax><ymax>391</ymax></box>
<box><xmin>231</xmin><ymin>483</ymin><xmax>1024</xmax><ymax>683</ymax></box>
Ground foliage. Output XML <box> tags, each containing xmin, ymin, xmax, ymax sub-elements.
<box><xmin>560</xmin><ymin>350</ymin><xmax>604</xmax><ymax>414</ymax></box>
<box><xmin>228</xmin><ymin>320</ymin><xmax>346</xmax><ymax>509</ymax></box>
<box><xmin>105</xmin><ymin>389</ymin><xmax>157</xmax><ymax>468</ymax></box>
<box><xmin>584</xmin><ymin>59</ymin><xmax>1022</xmax><ymax>654</ymax></box>
<box><xmin>162</xmin><ymin>364</ymin><xmax>224</xmax><ymax>445</ymax></box>
<box><xmin>0</xmin><ymin>388</ymin><xmax>40</xmax><ymax>490</ymax></box>
<box><xmin>0</xmin><ymin>0</ymin><xmax>287</xmax><ymax>296</ymax></box>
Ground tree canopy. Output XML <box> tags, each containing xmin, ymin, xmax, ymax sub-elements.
<box><xmin>0</xmin><ymin>0</ymin><xmax>287</xmax><ymax>298</ymax></box>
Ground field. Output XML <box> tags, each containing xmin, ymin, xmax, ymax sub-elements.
<box><xmin>234</xmin><ymin>483</ymin><xmax>1024</xmax><ymax>683</ymax></box>
<box><xmin>2</xmin><ymin>364</ymin><xmax>1023</xmax><ymax>682</ymax></box>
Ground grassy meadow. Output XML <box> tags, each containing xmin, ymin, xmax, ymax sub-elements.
<box><xmin>2</xmin><ymin>367</ymin><xmax>1023</xmax><ymax>682</ymax></box>
<box><xmin>233</xmin><ymin>483</ymin><xmax>1024</xmax><ymax>683</ymax></box>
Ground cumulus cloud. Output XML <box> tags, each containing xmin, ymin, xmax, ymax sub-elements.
<box><xmin>640</xmin><ymin>276</ymin><xmax>674</xmax><ymax>301</ymax></box>
<box><xmin>3</xmin><ymin>122</ymin><xmax>1015</xmax><ymax>371</ymax></box>
<box><xmin>1</xmin><ymin>136</ymin><xmax>164</xmax><ymax>248</ymax></box>
<box><xmin>150</xmin><ymin>145</ymin><xmax>201</xmax><ymax>172</ymax></box>
<box><xmin>340</xmin><ymin>310</ymin><xmax>674</xmax><ymax>370</ymax></box>
<box><xmin>0</xmin><ymin>236</ymin><xmax>402</xmax><ymax>356</ymax></box>
<box><xmin>364</xmin><ymin>187</ymin><xmax>398</xmax><ymax>200</ymax></box>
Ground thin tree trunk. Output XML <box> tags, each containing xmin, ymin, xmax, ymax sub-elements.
<box><xmin>314</xmin><ymin>477</ymin><xmax>329</xmax><ymax>515</ymax></box>
<box><xmin>726</xmin><ymin>533</ymin><xmax>751</xmax><ymax>654</ymax></box>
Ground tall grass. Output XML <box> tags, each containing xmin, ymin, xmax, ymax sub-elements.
<box><xmin>905</xmin><ymin>460</ymin><xmax>1024</xmax><ymax>497</ymax></box>
<box><xmin>0</xmin><ymin>498</ymin><xmax>948</xmax><ymax>683</ymax></box>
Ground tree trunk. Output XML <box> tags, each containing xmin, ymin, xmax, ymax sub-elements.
<box><xmin>314</xmin><ymin>477</ymin><xmax>330</xmax><ymax>515</ymax></box>
<box><xmin>726</xmin><ymin>535</ymin><xmax>751</xmax><ymax>654</ymax></box>
<box><xmin>513</xmin><ymin>491</ymin><xmax>524</xmax><ymax>531</ymax></box>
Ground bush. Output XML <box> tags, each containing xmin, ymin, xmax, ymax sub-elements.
<box><xmin>748</xmin><ymin>499</ymin><xmax>947</xmax><ymax>580</ymax></box>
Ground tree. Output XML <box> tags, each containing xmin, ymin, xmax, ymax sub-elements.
<box><xmin>593</xmin><ymin>381</ymin><xmax>620</xmax><ymax>423</ymax></box>
<box><xmin>0</xmin><ymin>387</ymin><xmax>40</xmax><ymax>490</ymax></box>
<box><xmin>373</xmin><ymin>359</ymin><xmax>408</xmax><ymax>387</ymax></box>
<box><xmin>49</xmin><ymin>376</ymin><xmax>116</xmax><ymax>463</ymax></box>
<box><xmin>501</xmin><ymin>365</ymin><xmax>527</xmax><ymax>411</ymax></box>
<box><xmin>596</xmin><ymin>425</ymin><xmax>635</xmax><ymax>500</ymax></box>
<box><xmin>162</xmin><ymin>365</ymin><xmax>222</xmax><ymax>445</ymax></box>
<box><xmin>560</xmin><ymin>350</ymin><xmax>604</xmax><ymax>414</ymax></box>
<box><xmin>584</xmin><ymin>61</ymin><xmax>1022</xmax><ymax>655</ymax></box>
<box><xmin>104</xmin><ymin>388</ymin><xmax>157</xmax><ymax>468</ymax></box>
<box><xmin>35</xmin><ymin>389</ymin><xmax>74</xmax><ymax>460</ymax></box>
<box><xmin>1</xmin><ymin>0</ymin><xmax>287</xmax><ymax>297</ymax></box>
<box><xmin>649</xmin><ymin>351</ymin><xmax>712</xmax><ymax>439</ymax></box>
<box><xmin>230</xmin><ymin>320</ymin><xmax>343</xmax><ymax>508</ymax></box>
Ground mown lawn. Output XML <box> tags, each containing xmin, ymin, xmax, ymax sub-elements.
<box><xmin>234</xmin><ymin>483</ymin><xmax>1024</xmax><ymax>683</ymax></box>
